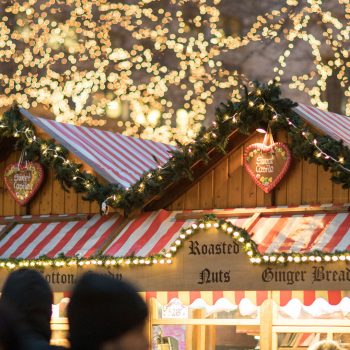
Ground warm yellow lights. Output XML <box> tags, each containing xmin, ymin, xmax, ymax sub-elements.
<box><xmin>2</xmin><ymin>1</ymin><xmax>347</xmax><ymax>144</ymax></box>
<box><xmin>106</xmin><ymin>101</ymin><xmax>122</xmax><ymax>119</ymax></box>
<box><xmin>2</xmin><ymin>213</ymin><xmax>348</xmax><ymax>269</ymax></box>
<box><xmin>147</xmin><ymin>109</ymin><xmax>161</xmax><ymax>126</ymax></box>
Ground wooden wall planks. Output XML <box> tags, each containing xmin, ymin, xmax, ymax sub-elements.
<box><xmin>0</xmin><ymin>130</ymin><xmax>349</xmax><ymax>216</ymax></box>
<box><xmin>168</xmin><ymin>131</ymin><xmax>349</xmax><ymax>210</ymax></box>
<box><xmin>0</xmin><ymin>153</ymin><xmax>107</xmax><ymax>216</ymax></box>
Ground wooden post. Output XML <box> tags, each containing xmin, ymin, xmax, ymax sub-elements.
<box><xmin>185</xmin><ymin>326</ymin><xmax>193</xmax><ymax>350</ymax></box>
<box><xmin>186</xmin><ymin>309</ymin><xmax>194</xmax><ymax>350</ymax></box>
<box><xmin>206</xmin><ymin>324</ymin><xmax>216</xmax><ymax>350</ymax></box>
<box><xmin>192</xmin><ymin>309</ymin><xmax>206</xmax><ymax>349</ymax></box>
<box><xmin>260</xmin><ymin>299</ymin><xmax>274</xmax><ymax>350</ymax></box>
<box><xmin>147</xmin><ymin>298</ymin><xmax>158</xmax><ymax>350</ymax></box>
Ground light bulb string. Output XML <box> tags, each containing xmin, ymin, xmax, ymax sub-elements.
<box><xmin>13</xmin><ymin>126</ymin><xmax>88</xmax><ymax>183</ymax></box>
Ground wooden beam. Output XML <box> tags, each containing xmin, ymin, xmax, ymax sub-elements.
<box><xmin>175</xmin><ymin>205</ymin><xmax>350</xmax><ymax>220</ymax></box>
<box><xmin>0</xmin><ymin>222</ymin><xmax>16</xmax><ymax>241</ymax></box>
<box><xmin>260</xmin><ymin>299</ymin><xmax>273</xmax><ymax>350</ymax></box>
<box><xmin>98</xmin><ymin>217</ymin><xmax>131</xmax><ymax>253</ymax></box>
<box><xmin>145</xmin><ymin>131</ymin><xmax>251</xmax><ymax>211</ymax></box>
<box><xmin>242</xmin><ymin>212</ymin><xmax>261</xmax><ymax>231</ymax></box>
<box><xmin>0</xmin><ymin>213</ymin><xmax>90</xmax><ymax>225</ymax></box>
<box><xmin>152</xmin><ymin>318</ymin><xmax>259</xmax><ymax>326</ymax></box>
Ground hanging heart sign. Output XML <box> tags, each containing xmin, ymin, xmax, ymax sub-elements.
<box><xmin>4</xmin><ymin>162</ymin><xmax>44</xmax><ymax>206</ymax></box>
<box><xmin>244</xmin><ymin>142</ymin><xmax>291</xmax><ymax>193</ymax></box>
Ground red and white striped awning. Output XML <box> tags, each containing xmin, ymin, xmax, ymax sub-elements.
<box><xmin>53</xmin><ymin>290</ymin><xmax>350</xmax><ymax>309</ymax></box>
<box><xmin>294</xmin><ymin>103</ymin><xmax>350</xmax><ymax>148</ymax></box>
<box><xmin>0</xmin><ymin>214</ymin><xmax>123</xmax><ymax>259</ymax></box>
<box><xmin>142</xmin><ymin>290</ymin><xmax>269</xmax><ymax>306</ymax></box>
<box><xmin>141</xmin><ymin>290</ymin><xmax>350</xmax><ymax>307</ymax></box>
<box><xmin>20</xmin><ymin>109</ymin><xmax>175</xmax><ymax>188</ymax></box>
<box><xmin>103</xmin><ymin>209</ymin><xmax>249</xmax><ymax>257</ymax></box>
<box><xmin>1</xmin><ymin>207</ymin><xmax>350</xmax><ymax>260</ymax></box>
<box><xmin>104</xmin><ymin>210</ymin><xmax>190</xmax><ymax>257</ymax></box>
<box><xmin>104</xmin><ymin>207</ymin><xmax>350</xmax><ymax>257</ymax></box>
<box><xmin>250</xmin><ymin>211</ymin><xmax>350</xmax><ymax>254</ymax></box>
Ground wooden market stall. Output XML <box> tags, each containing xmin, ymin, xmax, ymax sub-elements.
<box><xmin>1</xmin><ymin>83</ymin><xmax>350</xmax><ymax>349</ymax></box>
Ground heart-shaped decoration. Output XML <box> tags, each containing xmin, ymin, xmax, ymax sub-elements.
<box><xmin>244</xmin><ymin>142</ymin><xmax>291</xmax><ymax>193</ymax></box>
<box><xmin>4</xmin><ymin>162</ymin><xmax>44</xmax><ymax>206</ymax></box>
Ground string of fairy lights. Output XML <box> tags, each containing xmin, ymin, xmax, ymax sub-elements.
<box><xmin>285</xmin><ymin>116</ymin><xmax>350</xmax><ymax>173</ymax></box>
<box><xmin>0</xmin><ymin>0</ymin><xmax>349</xmax><ymax>144</ymax></box>
<box><xmin>1</xmin><ymin>213</ymin><xmax>349</xmax><ymax>269</ymax></box>
<box><xmin>100</xmin><ymin>87</ymin><xmax>350</xmax><ymax>211</ymax></box>
<box><xmin>165</xmin><ymin>215</ymin><xmax>350</xmax><ymax>265</ymax></box>
<box><xmin>2</xmin><ymin>80</ymin><xmax>350</xmax><ymax>217</ymax></box>
<box><xmin>268</xmin><ymin>102</ymin><xmax>350</xmax><ymax>172</ymax></box>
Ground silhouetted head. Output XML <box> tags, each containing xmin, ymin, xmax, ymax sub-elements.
<box><xmin>1</xmin><ymin>268</ymin><xmax>52</xmax><ymax>342</ymax></box>
<box><xmin>68</xmin><ymin>272</ymin><xmax>148</xmax><ymax>350</ymax></box>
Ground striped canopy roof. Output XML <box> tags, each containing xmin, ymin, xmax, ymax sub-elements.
<box><xmin>0</xmin><ymin>214</ymin><xmax>124</xmax><ymax>259</ymax></box>
<box><xmin>19</xmin><ymin>104</ymin><xmax>349</xmax><ymax>192</ymax></box>
<box><xmin>20</xmin><ymin>109</ymin><xmax>175</xmax><ymax>188</ymax></box>
<box><xmin>142</xmin><ymin>290</ymin><xmax>350</xmax><ymax>308</ymax></box>
<box><xmin>250</xmin><ymin>211</ymin><xmax>350</xmax><ymax>254</ymax></box>
<box><xmin>294</xmin><ymin>103</ymin><xmax>350</xmax><ymax>149</ymax></box>
<box><xmin>1</xmin><ymin>206</ymin><xmax>350</xmax><ymax>260</ymax></box>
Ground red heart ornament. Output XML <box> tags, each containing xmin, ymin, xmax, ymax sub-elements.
<box><xmin>4</xmin><ymin>162</ymin><xmax>44</xmax><ymax>206</ymax></box>
<box><xmin>244</xmin><ymin>142</ymin><xmax>291</xmax><ymax>193</ymax></box>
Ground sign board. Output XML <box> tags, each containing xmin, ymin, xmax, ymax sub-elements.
<box><xmin>244</xmin><ymin>142</ymin><xmax>291</xmax><ymax>193</ymax></box>
<box><xmin>4</xmin><ymin>162</ymin><xmax>44</xmax><ymax>205</ymax></box>
<box><xmin>161</xmin><ymin>299</ymin><xmax>189</xmax><ymax>319</ymax></box>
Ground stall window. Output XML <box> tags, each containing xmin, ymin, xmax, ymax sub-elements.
<box><xmin>150</xmin><ymin>297</ymin><xmax>260</xmax><ymax>350</ymax></box>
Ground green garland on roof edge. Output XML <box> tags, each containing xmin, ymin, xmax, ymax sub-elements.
<box><xmin>107</xmin><ymin>80</ymin><xmax>350</xmax><ymax>212</ymax></box>
<box><xmin>1</xmin><ymin>80</ymin><xmax>350</xmax><ymax>216</ymax></box>
<box><xmin>0</xmin><ymin>107</ymin><xmax>123</xmax><ymax>204</ymax></box>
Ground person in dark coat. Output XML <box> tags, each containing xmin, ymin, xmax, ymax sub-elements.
<box><xmin>0</xmin><ymin>268</ymin><xmax>66</xmax><ymax>350</ymax></box>
<box><xmin>0</xmin><ymin>303</ymin><xmax>21</xmax><ymax>350</ymax></box>
<box><xmin>67</xmin><ymin>272</ymin><xmax>148</xmax><ymax>350</ymax></box>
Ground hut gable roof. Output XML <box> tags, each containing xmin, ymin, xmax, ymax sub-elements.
<box><xmin>20</xmin><ymin>108</ymin><xmax>175</xmax><ymax>188</ymax></box>
<box><xmin>294</xmin><ymin>103</ymin><xmax>350</xmax><ymax>149</ymax></box>
<box><xmin>1</xmin><ymin>82</ymin><xmax>350</xmax><ymax>215</ymax></box>
<box><xmin>146</xmin><ymin>104</ymin><xmax>350</xmax><ymax>211</ymax></box>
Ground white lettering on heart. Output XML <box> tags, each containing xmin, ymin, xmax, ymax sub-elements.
<box><xmin>243</xmin><ymin>142</ymin><xmax>291</xmax><ymax>194</ymax></box>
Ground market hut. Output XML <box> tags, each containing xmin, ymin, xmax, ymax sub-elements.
<box><xmin>1</xmin><ymin>82</ymin><xmax>350</xmax><ymax>349</ymax></box>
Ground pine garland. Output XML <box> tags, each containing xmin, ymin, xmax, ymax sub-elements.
<box><xmin>0</xmin><ymin>214</ymin><xmax>347</xmax><ymax>269</ymax></box>
<box><xmin>1</xmin><ymin>81</ymin><xmax>350</xmax><ymax>216</ymax></box>
<box><xmin>0</xmin><ymin>107</ymin><xmax>122</xmax><ymax>209</ymax></box>
<box><xmin>166</xmin><ymin>214</ymin><xmax>350</xmax><ymax>265</ymax></box>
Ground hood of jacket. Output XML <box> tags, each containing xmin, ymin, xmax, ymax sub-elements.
<box><xmin>1</xmin><ymin>269</ymin><xmax>53</xmax><ymax>343</ymax></box>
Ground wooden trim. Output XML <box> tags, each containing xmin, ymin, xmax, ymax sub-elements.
<box><xmin>260</xmin><ymin>299</ymin><xmax>273</xmax><ymax>350</ymax></box>
<box><xmin>152</xmin><ymin>318</ymin><xmax>260</xmax><ymax>326</ymax></box>
<box><xmin>273</xmin><ymin>319</ymin><xmax>350</xmax><ymax>327</ymax></box>
<box><xmin>242</xmin><ymin>212</ymin><xmax>261</xmax><ymax>230</ymax></box>
<box><xmin>145</xmin><ymin>131</ymin><xmax>252</xmax><ymax>211</ymax></box>
<box><xmin>273</xmin><ymin>325</ymin><xmax>350</xmax><ymax>333</ymax></box>
<box><xmin>0</xmin><ymin>222</ymin><xmax>16</xmax><ymax>241</ymax></box>
<box><xmin>0</xmin><ymin>213</ymin><xmax>90</xmax><ymax>225</ymax></box>
<box><xmin>98</xmin><ymin>218</ymin><xmax>131</xmax><ymax>253</ymax></box>
<box><xmin>175</xmin><ymin>205</ymin><xmax>350</xmax><ymax>220</ymax></box>
<box><xmin>20</xmin><ymin>206</ymin><xmax>29</xmax><ymax>216</ymax></box>
<box><xmin>51</xmin><ymin>318</ymin><xmax>68</xmax><ymax>324</ymax></box>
